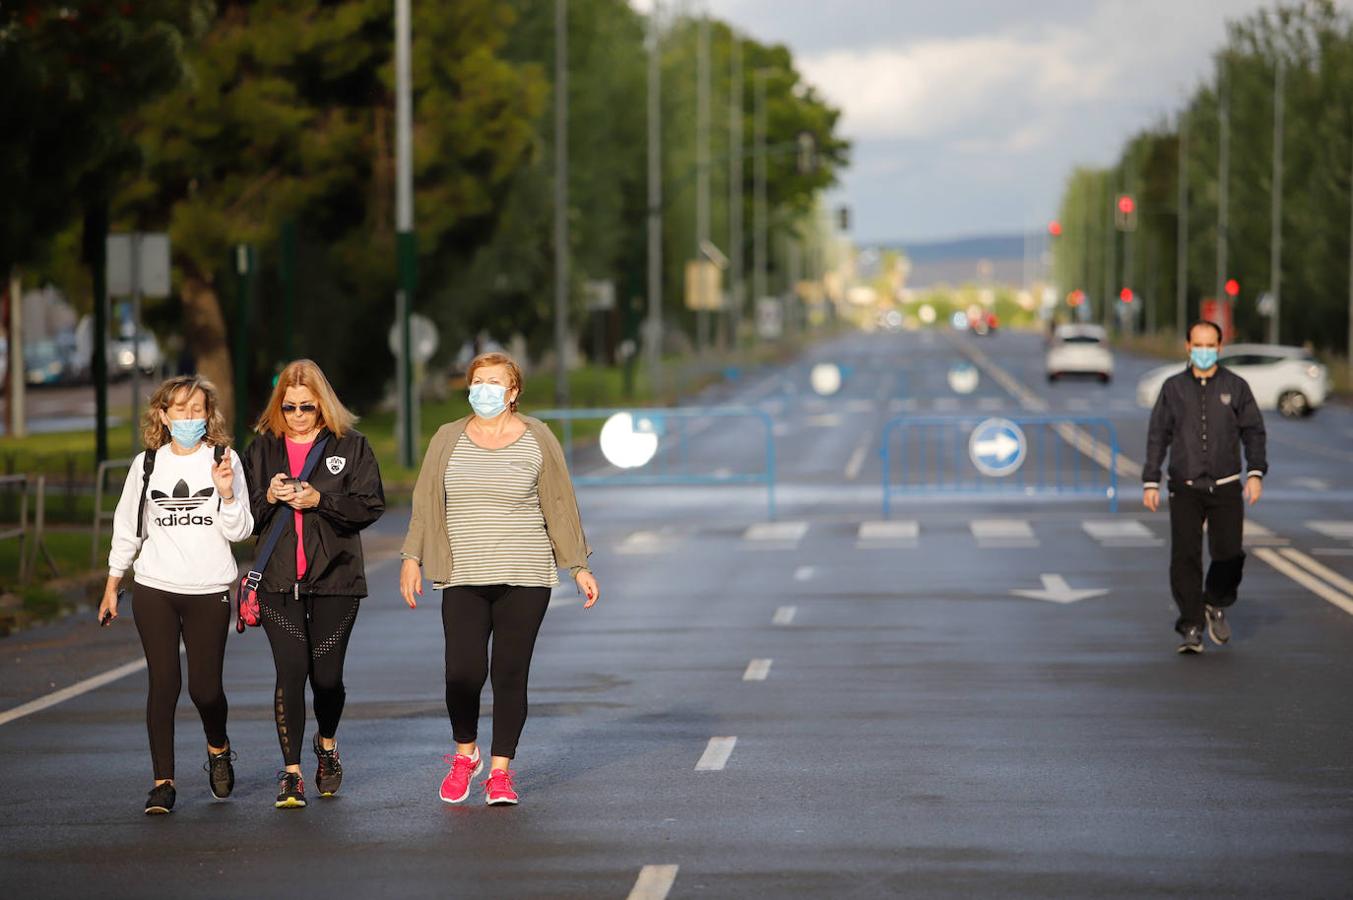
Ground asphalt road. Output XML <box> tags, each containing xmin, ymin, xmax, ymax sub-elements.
<box><xmin>2</xmin><ymin>327</ymin><xmax>1352</xmax><ymax>898</ymax></box>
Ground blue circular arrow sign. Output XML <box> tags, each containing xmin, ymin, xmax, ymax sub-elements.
<box><xmin>968</xmin><ymin>417</ymin><xmax>1027</xmax><ymax>478</ymax></box>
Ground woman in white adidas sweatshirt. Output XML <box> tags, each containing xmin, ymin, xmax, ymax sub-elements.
<box><xmin>98</xmin><ymin>375</ymin><xmax>253</xmax><ymax>815</ymax></box>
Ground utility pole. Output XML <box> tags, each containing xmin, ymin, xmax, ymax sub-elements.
<box><xmin>1269</xmin><ymin>57</ymin><xmax>1285</xmax><ymax>345</ymax></box>
<box><xmin>554</xmin><ymin>0</ymin><xmax>570</xmax><ymax>406</ymax></box>
<box><xmin>394</xmin><ymin>0</ymin><xmax>416</xmax><ymax>467</ymax></box>
<box><xmin>753</xmin><ymin>69</ymin><xmax>769</xmax><ymax>332</ymax></box>
<box><xmin>129</xmin><ymin>232</ymin><xmax>141</xmax><ymax>448</ymax></box>
<box><xmin>646</xmin><ymin>2</ymin><xmax>663</xmax><ymax>395</ymax></box>
<box><xmin>1348</xmin><ymin>109</ymin><xmax>1353</xmax><ymax>389</ymax></box>
<box><xmin>1217</xmin><ymin>59</ymin><xmax>1230</xmax><ymax>311</ymax></box>
<box><xmin>728</xmin><ymin>32</ymin><xmax>743</xmax><ymax>348</ymax></box>
<box><xmin>695</xmin><ymin>13</ymin><xmax>710</xmax><ymax>354</ymax></box>
<box><xmin>1177</xmin><ymin>113</ymin><xmax>1189</xmax><ymax>338</ymax></box>
<box><xmin>1102</xmin><ymin>174</ymin><xmax>1115</xmax><ymax>330</ymax></box>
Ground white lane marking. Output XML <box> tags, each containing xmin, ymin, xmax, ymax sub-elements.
<box><xmin>934</xmin><ymin>397</ymin><xmax>960</xmax><ymax>411</ymax></box>
<box><xmin>1081</xmin><ymin>519</ymin><xmax>1162</xmax><ymax>547</ymax></box>
<box><xmin>1281</xmin><ymin>548</ymin><xmax>1353</xmax><ymax>599</ymax></box>
<box><xmin>1243</xmin><ymin>520</ymin><xmax>1289</xmax><ymax>547</ymax></box>
<box><xmin>743</xmin><ymin>659</ymin><xmax>773</xmax><ymax>681</ymax></box>
<box><xmin>1010</xmin><ymin>573</ymin><xmax>1109</xmax><ymax>604</ymax></box>
<box><xmin>858</xmin><ymin>520</ymin><xmax>919</xmax><ymax>547</ymax></box>
<box><xmin>0</xmin><ymin>657</ymin><xmax>147</xmax><ymax>727</ymax></box>
<box><xmin>1307</xmin><ymin>521</ymin><xmax>1353</xmax><ymax>542</ymax></box>
<box><xmin>744</xmin><ymin>521</ymin><xmax>809</xmax><ymax>546</ymax></box>
<box><xmin>627</xmin><ymin>865</ymin><xmax>680</xmax><ymax>900</ymax></box>
<box><xmin>617</xmin><ymin>530</ymin><xmax>667</xmax><ymax>554</ymax></box>
<box><xmin>1313</xmin><ymin>548</ymin><xmax>1353</xmax><ymax>557</ymax></box>
<box><xmin>971</xmin><ymin>519</ymin><xmax>1038</xmax><ymax>547</ymax></box>
<box><xmin>1255</xmin><ymin>547</ymin><xmax>1353</xmax><ymax>616</ymax></box>
<box><xmin>845</xmin><ymin>398</ymin><xmax>874</xmax><ymax>414</ymax></box>
<box><xmin>805</xmin><ymin>413</ymin><xmax>843</xmax><ymax>428</ymax></box>
<box><xmin>793</xmin><ymin>565</ymin><xmax>816</xmax><ymax>582</ymax></box>
<box><xmin>695</xmin><ymin>736</ymin><xmax>737</xmax><ymax>771</ymax></box>
<box><xmin>845</xmin><ymin>435</ymin><xmax>872</xmax><ymax>481</ymax></box>
<box><xmin>1291</xmin><ymin>477</ymin><xmax>1331</xmax><ymax>491</ymax></box>
<box><xmin>772</xmin><ymin>605</ymin><xmax>797</xmax><ymax>625</ymax></box>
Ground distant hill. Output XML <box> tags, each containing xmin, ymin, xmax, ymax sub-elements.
<box><xmin>866</xmin><ymin>232</ymin><xmax>1032</xmax><ymax>288</ymax></box>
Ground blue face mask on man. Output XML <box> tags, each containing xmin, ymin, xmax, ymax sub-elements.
<box><xmin>1189</xmin><ymin>347</ymin><xmax>1219</xmax><ymax>371</ymax></box>
<box><xmin>169</xmin><ymin>418</ymin><xmax>207</xmax><ymax>448</ymax></box>
<box><xmin>468</xmin><ymin>383</ymin><xmax>509</xmax><ymax>419</ymax></box>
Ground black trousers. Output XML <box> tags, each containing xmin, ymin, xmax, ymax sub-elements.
<box><xmin>442</xmin><ymin>584</ymin><xmax>551</xmax><ymax>760</ymax></box>
<box><xmin>131</xmin><ymin>583</ymin><xmax>232</xmax><ymax>781</ymax></box>
<box><xmin>260</xmin><ymin>593</ymin><xmax>361</xmax><ymax>766</ymax></box>
<box><xmin>1168</xmin><ymin>481</ymin><xmax>1246</xmax><ymax>634</ymax></box>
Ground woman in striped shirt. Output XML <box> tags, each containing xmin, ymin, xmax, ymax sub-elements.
<box><xmin>399</xmin><ymin>352</ymin><xmax>598</xmax><ymax>806</ymax></box>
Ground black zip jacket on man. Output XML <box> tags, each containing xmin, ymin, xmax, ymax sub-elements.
<box><xmin>243</xmin><ymin>428</ymin><xmax>385</xmax><ymax>596</ymax></box>
<box><xmin>1143</xmin><ymin>365</ymin><xmax>1268</xmax><ymax>489</ymax></box>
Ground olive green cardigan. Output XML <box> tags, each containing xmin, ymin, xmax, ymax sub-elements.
<box><xmin>400</xmin><ymin>415</ymin><xmax>592</xmax><ymax>582</ymax></box>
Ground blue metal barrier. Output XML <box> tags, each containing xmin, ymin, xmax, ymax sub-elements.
<box><xmin>880</xmin><ymin>415</ymin><xmax>1120</xmax><ymax>517</ymax></box>
<box><xmin>532</xmin><ymin>406</ymin><xmax>777</xmax><ymax>519</ymax></box>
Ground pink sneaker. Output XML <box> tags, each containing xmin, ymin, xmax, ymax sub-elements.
<box><xmin>438</xmin><ymin>749</ymin><xmax>482</xmax><ymax>804</ymax></box>
<box><xmin>484</xmin><ymin>768</ymin><xmax>519</xmax><ymax>806</ymax></box>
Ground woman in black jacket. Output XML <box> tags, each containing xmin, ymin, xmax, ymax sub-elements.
<box><xmin>244</xmin><ymin>359</ymin><xmax>384</xmax><ymax>809</ymax></box>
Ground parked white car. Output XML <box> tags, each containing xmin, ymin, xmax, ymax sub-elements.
<box><xmin>1046</xmin><ymin>324</ymin><xmax>1114</xmax><ymax>383</ymax></box>
<box><xmin>1135</xmin><ymin>343</ymin><xmax>1331</xmax><ymax>418</ymax></box>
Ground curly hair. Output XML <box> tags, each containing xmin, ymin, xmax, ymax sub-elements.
<box><xmin>141</xmin><ymin>375</ymin><xmax>232</xmax><ymax>450</ymax></box>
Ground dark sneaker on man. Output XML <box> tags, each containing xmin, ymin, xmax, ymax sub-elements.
<box><xmin>1205</xmin><ymin>605</ymin><xmax>1231</xmax><ymax>645</ymax></box>
<box><xmin>145</xmin><ymin>782</ymin><xmax>176</xmax><ymax>815</ymax></box>
<box><xmin>275</xmin><ymin>771</ymin><xmax>307</xmax><ymax>809</ymax></box>
<box><xmin>205</xmin><ymin>747</ymin><xmax>236</xmax><ymax>800</ymax></box>
<box><xmin>1177</xmin><ymin>626</ymin><xmax>1204</xmax><ymax>654</ymax></box>
<box><xmin>313</xmin><ymin>733</ymin><xmax>343</xmax><ymax>797</ymax></box>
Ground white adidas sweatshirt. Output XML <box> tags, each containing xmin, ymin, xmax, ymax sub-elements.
<box><xmin>108</xmin><ymin>443</ymin><xmax>254</xmax><ymax>595</ymax></box>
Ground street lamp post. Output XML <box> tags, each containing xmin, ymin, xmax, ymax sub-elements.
<box><xmin>753</xmin><ymin>69</ymin><xmax>769</xmax><ymax>334</ymax></box>
<box><xmin>394</xmin><ymin>0</ymin><xmax>416</xmax><ymax>468</ymax></box>
<box><xmin>1269</xmin><ymin>57</ymin><xmax>1285</xmax><ymax>345</ymax></box>
<box><xmin>728</xmin><ymin>32</ymin><xmax>743</xmax><ymax>349</ymax></box>
<box><xmin>1177</xmin><ymin>112</ymin><xmax>1189</xmax><ymax>338</ymax></box>
<box><xmin>554</xmin><ymin>0</ymin><xmax>569</xmax><ymax>407</ymax></box>
<box><xmin>646</xmin><ymin>2</ymin><xmax>663</xmax><ymax>396</ymax></box>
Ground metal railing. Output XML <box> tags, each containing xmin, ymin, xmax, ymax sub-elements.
<box><xmin>0</xmin><ymin>474</ymin><xmax>57</xmax><ymax>583</ymax></box>
<box><xmin>92</xmin><ymin>459</ymin><xmax>133</xmax><ymax>570</ymax></box>
<box><xmin>532</xmin><ymin>406</ymin><xmax>777</xmax><ymax>519</ymax></box>
<box><xmin>880</xmin><ymin>415</ymin><xmax>1121</xmax><ymax>518</ymax></box>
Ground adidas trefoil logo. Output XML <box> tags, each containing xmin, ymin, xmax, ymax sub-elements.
<box><xmin>151</xmin><ymin>479</ymin><xmax>216</xmax><ymax>526</ymax></box>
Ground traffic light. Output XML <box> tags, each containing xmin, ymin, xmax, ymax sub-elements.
<box><xmin>1119</xmin><ymin>288</ymin><xmax>1134</xmax><ymax>303</ymax></box>
<box><xmin>1047</xmin><ymin>220</ymin><xmax>1062</xmax><ymax>237</ymax></box>
<box><xmin>1067</xmin><ymin>289</ymin><xmax>1086</xmax><ymax>307</ymax></box>
<box><xmin>1114</xmin><ymin>194</ymin><xmax>1137</xmax><ymax>231</ymax></box>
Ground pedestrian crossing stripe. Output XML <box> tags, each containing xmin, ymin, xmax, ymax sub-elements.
<box><xmin>971</xmin><ymin>519</ymin><xmax>1038</xmax><ymax>546</ymax></box>
<box><xmin>1307</xmin><ymin>521</ymin><xmax>1353</xmax><ymax>542</ymax></box>
<box><xmin>1081</xmin><ymin>520</ymin><xmax>1161</xmax><ymax>547</ymax></box>
<box><xmin>743</xmin><ymin>521</ymin><xmax>809</xmax><ymax>545</ymax></box>
<box><xmin>857</xmin><ymin>520</ymin><xmax>919</xmax><ymax>546</ymax></box>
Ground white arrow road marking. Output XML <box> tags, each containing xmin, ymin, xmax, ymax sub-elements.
<box><xmin>627</xmin><ymin>865</ymin><xmax>680</xmax><ymax>900</ymax></box>
<box><xmin>772</xmin><ymin>605</ymin><xmax>797</xmax><ymax>625</ymax></box>
<box><xmin>743</xmin><ymin>659</ymin><xmax>773</xmax><ymax>681</ymax></box>
<box><xmin>1011</xmin><ymin>574</ymin><xmax>1109</xmax><ymax>604</ymax></box>
<box><xmin>973</xmin><ymin>433</ymin><xmax>1021</xmax><ymax>462</ymax></box>
<box><xmin>696</xmin><ymin>736</ymin><xmax>737</xmax><ymax>771</ymax></box>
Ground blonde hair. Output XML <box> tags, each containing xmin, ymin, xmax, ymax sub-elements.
<box><xmin>466</xmin><ymin>352</ymin><xmax>524</xmax><ymax>412</ymax></box>
<box><xmin>255</xmin><ymin>359</ymin><xmax>357</xmax><ymax>438</ymax></box>
<box><xmin>141</xmin><ymin>375</ymin><xmax>232</xmax><ymax>450</ymax></box>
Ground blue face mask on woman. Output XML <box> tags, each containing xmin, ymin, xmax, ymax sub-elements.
<box><xmin>469</xmin><ymin>383</ymin><xmax>509</xmax><ymax>419</ymax></box>
<box><xmin>1189</xmin><ymin>347</ymin><xmax>1218</xmax><ymax>371</ymax></box>
<box><xmin>169</xmin><ymin>418</ymin><xmax>207</xmax><ymax>449</ymax></box>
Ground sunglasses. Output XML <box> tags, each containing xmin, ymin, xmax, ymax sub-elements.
<box><xmin>281</xmin><ymin>403</ymin><xmax>318</xmax><ymax>414</ymax></box>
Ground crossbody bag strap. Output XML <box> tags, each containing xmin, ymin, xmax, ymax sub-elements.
<box><xmin>240</xmin><ymin>437</ymin><xmax>330</xmax><ymax>594</ymax></box>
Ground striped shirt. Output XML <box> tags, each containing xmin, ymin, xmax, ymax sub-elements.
<box><xmin>440</xmin><ymin>430</ymin><xmax>559</xmax><ymax>588</ymax></box>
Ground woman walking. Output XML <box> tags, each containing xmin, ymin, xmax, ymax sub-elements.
<box><xmin>99</xmin><ymin>376</ymin><xmax>253</xmax><ymax>815</ymax></box>
<box><xmin>244</xmin><ymin>360</ymin><xmax>384</xmax><ymax>809</ymax></box>
<box><xmin>400</xmin><ymin>352</ymin><xmax>598</xmax><ymax>807</ymax></box>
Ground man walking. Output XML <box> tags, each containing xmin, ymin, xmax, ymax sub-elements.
<box><xmin>1143</xmin><ymin>321</ymin><xmax>1268</xmax><ymax>654</ymax></box>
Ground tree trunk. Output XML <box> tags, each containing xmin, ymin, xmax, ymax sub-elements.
<box><xmin>180</xmin><ymin>273</ymin><xmax>234</xmax><ymax>423</ymax></box>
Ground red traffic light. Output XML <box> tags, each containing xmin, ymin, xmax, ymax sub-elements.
<box><xmin>1119</xmin><ymin>288</ymin><xmax>1134</xmax><ymax>303</ymax></box>
<box><xmin>1116</xmin><ymin>194</ymin><xmax>1135</xmax><ymax>215</ymax></box>
<box><xmin>1224</xmin><ymin>278</ymin><xmax>1240</xmax><ymax>297</ymax></box>
<box><xmin>1047</xmin><ymin>220</ymin><xmax>1062</xmax><ymax>237</ymax></box>
<box><xmin>1067</xmin><ymin>289</ymin><xmax>1085</xmax><ymax>307</ymax></box>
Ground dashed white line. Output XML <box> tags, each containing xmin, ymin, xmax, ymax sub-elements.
<box><xmin>695</xmin><ymin>736</ymin><xmax>738</xmax><ymax>771</ymax></box>
<box><xmin>845</xmin><ymin>439</ymin><xmax>870</xmax><ymax>481</ymax></box>
<box><xmin>857</xmin><ymin>520</ymin><xmax>919</xmax><ymax>547</ymax></box>
<box><xmin>743</xmin><ymin>659</ymin><xmax>773</xmax><ymax>681</ymax></box>
<box><xmin>617</xmin><ymin>530</ymin><xmax>668</xmax><ymax>554</ymax></box>
<box><xmin>772</xmin><ymin>605</ymin><xmax>797</xmax><ymax>625</ymax></box>
<box><xmin>793</xmin><ymin>565</ymin><xmax>816</xmax><ymax>582</ymax></box>
<box><xmin>627</xmin><ymin>865</ymin><xmax>680</xmax><ymax>900</ymax></box>
<box><xmin>0</xmin><ymin>657</ymin><xmax>147</xmax><ymax>727</ymax></box>
<box><xmin>744</xmin><ymin>521</ymin><xmax>809</xmax><ymax>546</ymax></box>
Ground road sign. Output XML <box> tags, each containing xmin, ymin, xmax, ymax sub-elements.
<box><xmin>387</xmin><ymin>312</ymin><xmax>439</xmax><ymax>364</ymax></box>
<box><xmin>756</xmin><ymin>297</ymin><xmax>782</xmax><ymax>338</ymax></box>
<box><xmin>106</xmin><ymin>233</ymin><xmax>171</xmax><ymax>298</ymax></box>
<box><xmin>947</xmin><ymin>362</ymin><xmax>979</xmax><ymax>395</ymax></box>
<box><xmin>968</xmin><ymin>417</ymin><xmax>1026</xmax><ymax>478</ymax></box>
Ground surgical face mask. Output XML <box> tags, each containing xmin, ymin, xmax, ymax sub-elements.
<box><xmin>469</xmin><ymin>383</ymin><xmax>509</xmax><ymax>418</ymax></box>
<box><xmin>1189</xmin><ymin>347</ymin><xmax>1218</xmax><ymax>371</ymax></box>
<box><xmin>169</xmin><ymin>418</ymin><xmax>207</xmax><ymax>449</ymax></box>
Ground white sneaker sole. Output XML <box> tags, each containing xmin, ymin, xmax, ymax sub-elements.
<box><xmin>439</xmin><ymin>759</ymin><xmax>483</xmax><ymax>804</ymax></box>
<box><xmin>486</xmin><ymin>795</ymin><xmax>519</xmax><ymax>806</ymax></box>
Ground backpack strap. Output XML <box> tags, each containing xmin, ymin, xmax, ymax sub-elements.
<box><xmin>135</xmin><ymin>449</ymin><xmax>157</xmax><ymax>539</ymax></box>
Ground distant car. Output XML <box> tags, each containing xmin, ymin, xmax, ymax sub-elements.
<box><xmin>1135</xmin><ymin>343</ymin><xmax>1331</xmax><ymax>418</ymax></box>
<box><xmin>1046</xmin><ymin>324</ymin><xmax>1113</xmax><ymax>383</ymax></box>
<box><xmin>109</xmin><ymin>334</ymin><xmax>163</xmax><ymax>379</ymax></box>
<box><xmin>24</xmin><ymin>341</ymin><xmax>68</xmax><ymax>386</ymax></box>
<box><xmin>969</xmin><ymin>311</ymin><xmax>999</xmax><ymax>336</ymax></box>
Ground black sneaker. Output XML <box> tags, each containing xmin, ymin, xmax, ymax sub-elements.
<box><xmin>1177</xmin><ymin>626</ymin><xmax>1204</xmax><ymax>654</ymax></box>
<box><xmin>313</xmin><ymin>733</ymin><xmax>343</xmax><ymax>797</ymax></box>
<box><xmin>145</xmin><ymin>782</ymin><xmax>176</xmax><ymax>815</ymax></box>
<box><xmin>205</xmin><ymin>747</ymin><xmax>236</xmax><ymax>800</ymax></box>
<box><xmin>1205</xmin><ymin>605</ymin><xmax>1231</xmax><ymax>645</ymax></box>
<box><xmin>275</xmin><ymin>770</ymin><xmax>307</xmax><ymax>809</ymax></box>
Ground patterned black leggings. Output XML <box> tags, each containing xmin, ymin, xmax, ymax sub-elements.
<box><xmin>260</xmin><ymin>593</ymin><xmax>360</xmax><ymax>766</ymax></box>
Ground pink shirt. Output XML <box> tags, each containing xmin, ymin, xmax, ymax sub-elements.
<box><xmin>285</xmin><ymin>438</ymin><xmax>312</xmax><ymax>579</ymax></box>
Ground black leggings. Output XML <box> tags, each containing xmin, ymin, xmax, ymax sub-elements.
<box><xmin>442</xmin><ymin>584</ymin><xmax>551</xmax><ymax>760</ymax></box>
<box><xmin>260</xmin><ymin>593</ymin><xmax>360</xmax><ymax>766</ymax></box>
<box><xmin>131</xmin><ymin>583</ymin><xmax>232</xmax><ymax>781</ymax></box>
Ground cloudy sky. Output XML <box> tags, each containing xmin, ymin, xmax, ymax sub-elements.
<box><xmin>636</xmin><ymin>0</ymin><xmax>1290</xmax><ymax>243</ymax></box>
